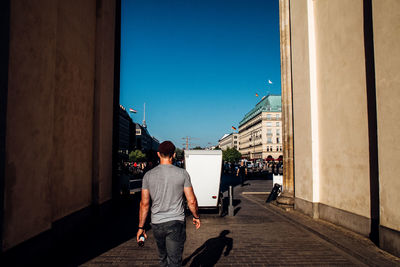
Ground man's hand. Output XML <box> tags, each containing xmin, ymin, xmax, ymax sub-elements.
<box><xmin>184</xmin><ymin>187</ymin><xmax>201</xmax><ymax>230</ymax></box>
<box><xmin>136</xmin><ymin>228</ymin><xmax>147</xmax><ymax>242</ymax></box>
<box><xmin>192</xmin><ymin>218</ymin><xmax>201</xmax><ymax>229</ymax></box>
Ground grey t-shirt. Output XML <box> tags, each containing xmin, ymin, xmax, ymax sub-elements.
<box><xmin>142</xmin><ymin>164</ymin><xmax>192</xmax><ymax>224</ymax></box>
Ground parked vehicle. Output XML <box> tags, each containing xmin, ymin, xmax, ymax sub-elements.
<box><xmin>278</xmin><ymin>162</ymin><xmax>283</xmax><ymax>175</ymax></box>
<box><xmin>247</xmin><ymin>161</ymin><xmax>255</xmax><ymax>169</ymax></box>
<box><xmin>184</xmin><ymin>150</ymin><xmax>224</xmax><ymax>216</ymax></box>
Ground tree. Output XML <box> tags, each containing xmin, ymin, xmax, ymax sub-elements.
<box><xmin>214</xmin><ymin>145</ymin><xmax>221</xmax><ymax>150</ymax></box>
<box><xmin>129</xmin><ymin>149</ymin><xmax>146</xmax><ymax>162</ymax></box>
<box><xmin>222</xmin><ymin>147</ymin><xmax>242</xmax><ymax>164</ymax></box>
<box><xmin>192</xmin><ymin>146</ymin><xmax>203</xmax><ymax>150</ymax></box>
<box><xmin>175</xmin><ymin>148</ymin><xmax>184</xmax><ymax>161</ymax></box>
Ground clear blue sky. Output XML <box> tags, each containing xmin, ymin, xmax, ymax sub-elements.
<box><xmin>120</xmin><ymin>0</ymin><xmax>281</xmax><ymax>148</ymax></box>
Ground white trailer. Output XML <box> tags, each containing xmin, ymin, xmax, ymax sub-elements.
<box><xmin>184</xmin><ymin>150</ymin><xmax>224</xmax><ymax>215</ymax></box>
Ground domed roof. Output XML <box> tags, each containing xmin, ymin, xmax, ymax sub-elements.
<box><xmin>239</xmin><ymin>95</ymin><xmax>281</xmax><ymax>127</ymax></box>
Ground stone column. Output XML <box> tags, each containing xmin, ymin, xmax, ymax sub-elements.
<box><xmin>92</xmin><ymin>0</ymin><xmax>116</xmax><ymax>206</ymax></box>
<box><xmin>277</xmin><ymin>0</ymin><xmax>294</xmax><ymax>207</ymax></box>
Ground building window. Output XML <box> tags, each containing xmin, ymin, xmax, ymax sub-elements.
<box><xmin>266</xmin><ymin>122</ymin><xmax>272</xmax><ymax>127</ymax></box>
<box><xmin>234</xmin><ymin>136</ymin><xmax>237</xmax><ymax>139</ymax></box>
<box><xmin>234</xmin><ymin>141</ymin><xmax>237</xmax><ymax>144</ymax></box>
<box><xmin>276</xmin><ymin>114</ymin><xmax>280</xmax><ymax>119</ymax></box>
<box><xmin>276</xmin><ymin>137</ymin><xmax>280</xmax><ymax>143</ymax></box>
<box><xmin>276</xmin><ymin>122</ymin><xmax>280</xmax><ymax>127</ymax></box>
<box><xmin>276</xmin><ymin>129</ymin><xmax>280</xmax><ymax>136</ymax></box>
<box><xmin>267</xmin><ymin>114</ymin><xmax>271</xmax><ymax>120</ymax></box>
<box><xmin>276</xmin><ymin>146</ymin><xmax>279</xmax><ymax>152</ymax></box>
<box><xmin>267</xmin><ymin>137</ymin><xmax>272</xmax><ymax>144</ymax></box>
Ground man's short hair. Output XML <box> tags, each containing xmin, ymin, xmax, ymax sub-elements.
<box><xmin>158</xmin><ymin>141</ymin><xmax>176</xmax><ymax>158</ymax></box>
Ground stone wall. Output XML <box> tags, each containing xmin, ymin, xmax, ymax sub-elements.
<box><xmin>290</xmin><ymin>0</ymin><xmax>314</xmax><ymax>206</ymax></box>
<box><xmin>315</xmin><ymin>0</ymin><xmax>370</xmax><ymax>221</ymax></box>
<box><xmin>289</xmin><ymin>0</ymin><xmax>400</xmax><ymax>257</ymax></box>
<box><xmin>373</xmin><ymin>0</ymin><xmax>400</xmax><ymax>255</ymax></box>
<box><xmin>3</xmin><ymin>0</ymin><xmax>116</xmax><ymax>250</ymax></box>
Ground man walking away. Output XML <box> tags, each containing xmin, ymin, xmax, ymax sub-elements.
<box><xmin>137</xmin><ymin>141</ymin><xmax>201</xmax><ymax>267</ymax></box>
<box><xmin>237</xmin><ymin>161</ymin><xmax>248</xmax><ymax>186</ymax></box>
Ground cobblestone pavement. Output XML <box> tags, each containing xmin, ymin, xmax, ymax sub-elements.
<box><xmin>82</xmin><ymin>179</ymin><xmax>400</xmax><ymax>266</ymax></box>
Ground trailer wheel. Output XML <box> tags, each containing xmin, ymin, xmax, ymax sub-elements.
<box><xmin>218</xmin><ymin>195</ymin><xmax>224</xmax><ymax>217</ymax></box>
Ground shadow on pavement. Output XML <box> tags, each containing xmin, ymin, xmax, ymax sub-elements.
<box><xmin>220</xmin><ymin>173</ymin><xmax>271</xmax><ymax>193</ymax></box>
<box><xmin>2</xmin><ymin>174</ymin><xmax>270</xmax><ymax>266</ymax></box>
<box><xmin>233</xmin><ymin>199</ymin><xmax>241</xmax><ymax>207</ymax></box>
<box><xmin>2</xmin><ymin>194</ymin><xmax>143</xmax><ymax>267</ymax></box>
<box><xmin>182</xmin><ymin>230</ymin><xmax>233</xmax><ymax>267</ymax></box>
<box><xmin>234</xmin><ymin>207</ymin><xmax>241</xmax><ymax>215</ymax></box>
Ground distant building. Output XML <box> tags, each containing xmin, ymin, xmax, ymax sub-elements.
<box><xmin>218</xmin><ymin>133</ymin><xmax>239</xmax><ymax>150</ymax></box>
<box><xmin>134</xmin><ymin>123</ymin><xmax>160</xmax><ymax>152</ymax></box>
<box><xmin>238</xmin><ymin>95</ymin><xmax>282</xmax><ymax>160</ymax></box>
<box><xmin>151</xmin><ymin>136</ymin><xmax>160</xmax><ymax>151</ymax></box>
<box><xmin>119</xmin><ymin>105</ymin><xmax>160</xmax><ymax>158</ymax></box>
<box><xmin>119</xmin><ymin>105</ymin><xmax>135</xmax><ymax>157</ymax></box>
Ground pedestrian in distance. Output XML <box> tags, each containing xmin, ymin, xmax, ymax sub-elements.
<box><xmin>236</xmin><ymin>161</ymin><xmax>248</xmax><ymax>186</ymax></box>
<box><xmin>137</xmin><ymin>140</ymin><xmax>201</xmax><ymax>267</ymax></box>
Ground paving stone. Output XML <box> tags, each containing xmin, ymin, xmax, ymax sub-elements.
<box><xmin>81</xmin><ymin>179</ymin><xmax>400</xmax><ymax>266</ymax></box>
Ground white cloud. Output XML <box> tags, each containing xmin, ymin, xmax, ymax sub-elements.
<box><xmin>268</xmin><ymin>80</ymin><xmax>273</xmax><ymax>84</ymax></box>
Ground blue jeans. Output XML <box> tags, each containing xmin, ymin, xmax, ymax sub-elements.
<box><xmin>152</xmin><ymin>220</ymin><xmax>186</xmax><ymax>267</ymax></box>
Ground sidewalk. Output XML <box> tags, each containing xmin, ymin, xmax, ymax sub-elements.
<box><xmin>82</xmin><ymin>179</ymin><xmax>400</xmax><ymax>266</ymax></box>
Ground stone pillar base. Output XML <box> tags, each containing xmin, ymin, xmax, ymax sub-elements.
<box><xmin>276</xmin><ymin>192</ymin><xmax>294</xmax><ymax>211</ymax></box>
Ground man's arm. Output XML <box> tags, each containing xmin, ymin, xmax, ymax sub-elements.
<box><xmin>224</xmin><ymin>238</ymin><xmax>233</xmax><ymax>256</ymax></box>
<box><xmin>137</xmin><ymin>189</ymin><xmax>150</xmax><ymax>241</ymax></box>
<box><xmin>184</xmin><ymin>186</ymin><xmax>201</xmax><ymax>229</ymax></box>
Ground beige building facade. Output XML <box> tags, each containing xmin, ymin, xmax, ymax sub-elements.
<box><xmin>280</xmin><ymin>0</ymin><xmax>400</xmax><ymax>257</ymax></box>
<box><xmin>238</xmin><ymin>95</ymin><xmax>283</xmax><ymax>161</ymax></box>
<box><xmin>218</xmin><ymin>133</ymin><xmax>238</xmax><ymax>151</ymax></box>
